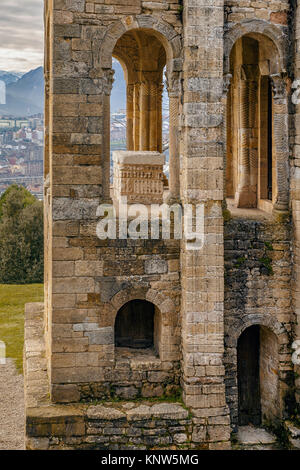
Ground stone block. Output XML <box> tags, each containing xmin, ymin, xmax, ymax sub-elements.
<box><xmin>113</xmin><ymin>151</ymin><xmax>165</xmax><ymax>204</ymax></box>
<box><xmin>87</xmin><ymin>406</ymin><xmax>126</xmax><ymax>421</ymax></box>
<box><xmin>145</xmin><ymin>258</ymin><xmax>168</xmax><ymax>274</ymax></box>
<box><xmin>84</xmin><ymin>327</ymin><xmax>114</xmax><ymax>345</ymax></box>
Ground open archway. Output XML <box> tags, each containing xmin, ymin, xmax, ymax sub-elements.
<box><xmin>237</xmin><ymin>324</ymin><xmax>280</xmax><ymax>426</ymax></box>
<box><xmin>98</xmin><ymin>18</ymin><xmax>181</xmax><ymax>202</ymax></box>
<box><xmin>112</xmin><ymin>29</ymin><xmax>166</xmax><ymax>153</ymax></box>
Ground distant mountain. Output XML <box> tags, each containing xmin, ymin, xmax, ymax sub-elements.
<box><xmin>0</xmin><ymin>71</ymin><xmax>22</xmax><ymax>86</ymax></box>
<box><xmin>0</xmin><ymin>62</ymin><xmax>124</xmax><ymax>117</ymax></box>
<box><xmin>0</xmin><ymin>67</ymin><xmax>44</xmax><ymax>117</ymax></box>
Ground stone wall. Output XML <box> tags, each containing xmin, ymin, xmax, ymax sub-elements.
<box><xmin>224</xmin><ymin>213</ymin><xmax>295</xmax><ymax>429</ymax></box>
<box><xmin>260</xmin><ymin>325</ymin><xmax>280</xmax><ymax>423</ymax></box>
<box><xmin>31</xmin><ymin>0</ymin><xmax>300</xmax><ymax>451</ymax></box>
<box><xmin>45</xmin><ymin>0</ymin><xmax>184</xmax><ymax>406</ymax></box>
<box><xmin>51</xmin><ymin>235</ymin><xmax>181</xmax><ymax>402</ymax></box>
<box><xmin>24</xmin><ymin>302</ymin><xmax>229</xmax><ymax>450</ymax></box>
<box><xmin>224</xmin><ymin>0</ymin><xmax>290</xmax><ymax>25</ymax></box>
<box><xmin>26</xmin><ymin>402</ymin><xmax>193</xmax><ymax>450</ymax></box>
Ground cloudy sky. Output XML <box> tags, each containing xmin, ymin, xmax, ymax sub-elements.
<box><xmin>0</xmin><ymin>0</ymin><xmax>44</xmax><ymax>72</ymax></box>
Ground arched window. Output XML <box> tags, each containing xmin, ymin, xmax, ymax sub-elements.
<box><xmin>107</xmin><ymin>28</ymin><xmax>178</xmax><ymax>205</ymax></box>
<box><xmin>112</xmin><ymin>30</ymin><xmax>166</xmax><ymax>153</ymax></box>
<box><xmin>115</xmin><ymin>300</ymin><xmax>156</xmax><ymax>350</ymax></box>
<box><xmin>226</xmin><ymin>35</ymin><xmax>278</xmax><ymax>212</ymax></box>
<box><xmin>110</xmin><ymin>58</ymin><xmax>126</xmax><ymax>184</ymax></box>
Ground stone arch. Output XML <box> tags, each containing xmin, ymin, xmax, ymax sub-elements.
<box><xmin>224</xmin><ymin>19</ymin><xmax>287</xmax><ymax>74</ymax></box>
<box><xmin>98</xmin><ymin>15</ymin><xmax>182</xmax><ymax>71</ymax></box>
<box><xmin>110</xmin><ymin>286</ymin><xmax>179</xmax><ymax>361</ymax></box>
<box><xmin>110</xmin><ymin>286</ymin><xmax>176</xmax><ymax>325</ymax></box>
<box><xmin>98</xmin><ymin>15</ymin><xmax>182</xmax><ymax>202</ymax></box>
<box><xmin>228</xmin><ymin>314</ymin><xmax>285</xmax><ymax>349</ymax></box>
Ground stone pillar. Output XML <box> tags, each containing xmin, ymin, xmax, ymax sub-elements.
<box><xmin>139</xmin><ymin>79</ymin><xmax>150</xmax><ymax>150</ymax></box>
<box><xmin>138</xmin><ymin>72</ymin><xmax>162</xmax><ymax>152</ymax></box>
<box><xmin>292</xmin><ymin>4</ymin><xmax>300</xmax><ymax>408</ymax></box>
<box><xmin>181</xmin><ymin>0</ymin><xmax>231</xmax><ymax>449</ymax></box>
<box><xmin>166</xmin><ymin>73</ymin><xmax>181</xmax><ymax>202</ymax></box>
<box><xmin>126</xmin><ymin>83</ymin><xmax>134</xmax><ymax>151</ymax></box>
<box><xmin>133</xmin><ymin>82</ymin><xmax>140</xmax><ymax>151</ymax></box>
<box><xmin>235</xmin><ymin>72</ymin><xmax>258</xmax><ymax>208</ymax></box>
<box><xmin>102</xmin><ymin>69</ymin><xmax>114</xmax><ymax>201</ymax></box>
<box><xmin>157</xmin><ymin>83</ymin><xmax>163</xmax><ymax>153</ymax></box>
<box><xmin>270</xmin><ymin>73</ymin><xmax>289</xmax><ymax>212</ymax></box>
<box><xmin>149</xmin><ymin>81</ymin><xmax>158</xmax><ymax>151</ymax></box>
<box><xmin>249</xmin><ymin>80</ymin><xmax>258</xmax><ymax>201</ymax></box>
<box><xmin>222</xmin><ymin>73</ymin><xmax>232</xmax><ymax>201</ymax></box>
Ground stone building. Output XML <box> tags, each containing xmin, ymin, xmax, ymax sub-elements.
<box><xmin>24</xmin><ymin>0</ymin><xmax>300</xmax><ymax>449</ymax></box>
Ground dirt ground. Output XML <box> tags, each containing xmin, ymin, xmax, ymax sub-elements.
<box><xmin>0</xmin><ymin>358</ymin><xmax>25</xmax><ymax>450</ymax></box>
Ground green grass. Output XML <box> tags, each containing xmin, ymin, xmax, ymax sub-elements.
<box><xmin>0</xmin><ymin>284</ymin><xmax>44</xmax><ymax>372</ymax></box>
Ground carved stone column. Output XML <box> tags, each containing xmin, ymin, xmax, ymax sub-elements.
<box><xmin>270</xmin><ymin>73</ymin><xmax>289</xmax><ymax>212</ymax></box>
<box><xmin>139</xmin><ymin>78</ymin><xmax>150</xmax><ymax>151</ymax></box>
<box><xmin>235</xmin><ymin>66</ymin><xmax>258</xmax><ymax>208</ymax></box>
<box><xmin>149</xmin><ymin>80</ymin><xmax>158</xmax><ymax>151</ymax></box>
<box><xmin>166</xmin><ymin>72</ymin><xmax>181</xmax><ymax>202</ymax></box>
<box><xmin>133</xmin><ymin>82</ymin><xmax>140</xmax><ymax>151</ymax></box>
<box><xmin>102</xmin><ymin>68</ymin><xmax>114</xmax><ymax>201</ymax></box>
<box><xmin>156</xmin><ymin>82</ymin><xmax>164</xmax><ymax>153</ymax></box>
<box><xmin>222</xmin><ymin>73</ymin><xmax>232</xmax><ymax>203</ymax></box>
<box><xmin>126</xmin><ymin>83</ymin><xmax>134</xmax><ymax>151</ymax></box>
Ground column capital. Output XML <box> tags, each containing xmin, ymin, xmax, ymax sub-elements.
<box><xmin>223</xmin><ymin>73</ymin><xmax>232</xmax><ymax>96</ymax></box>
<box><xmin>270</xmin><ymin>73</ymin><xmax>287</xmax><ymax>100</ymax></box>
<box><xmin>102</xmin><ymin>68</ymin><xmax>115</xmax><ymax>96</ymax></box>
<box><xmin>165</xmin><ymin>71</ymin><xmax>181</xmax><ymax>98</ymax></box>
<box><xmin>239</xmin><ymin>64</ymin><xmax>259</xmax><ymax>81</ymax></box>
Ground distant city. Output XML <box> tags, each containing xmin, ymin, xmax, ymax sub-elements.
<box><xmin>0</xmin><ymin>115</ymin><xmax>44</xmax><ymax>199</ymax></box>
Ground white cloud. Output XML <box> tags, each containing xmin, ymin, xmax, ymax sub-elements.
<box><xmin>0</xmin><ymin>0</ymin><xmax>43</xmax><ymax>72</ymax></box>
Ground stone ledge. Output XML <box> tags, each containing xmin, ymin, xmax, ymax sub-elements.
<box><xmin>27</xmin><ymin>404</ymin><xmax>86</xmax><ymax>420</ymax></box>
<box><xmin>113</xmin><ymin>150</ymin><xmax>165</xmax><ymax>166</ymax></box>
<box><xmin>87</xmin><ymin>405</ymin><xmax>125</xmax><ymax>420</ymax></box>
<box><xmin>26</xmin><ymin>400</ymin><xmax>192</xmax><ymax>450</ymax></box>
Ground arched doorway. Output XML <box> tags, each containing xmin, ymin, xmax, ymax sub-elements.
<box><xmin>115</xmin><ymin>299</ymin><xmax>156</xmax><ymax>349</ymax></box>
<box><xmin>237</xmin><ymin>324</ymin><xmax>280</xmax><ymax>426</ymax></box>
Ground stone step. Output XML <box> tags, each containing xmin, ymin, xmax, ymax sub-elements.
<box><xmin>232</xmin><ymin>425</ymin><xmax>280</xmax><ymax>450</ymax></box>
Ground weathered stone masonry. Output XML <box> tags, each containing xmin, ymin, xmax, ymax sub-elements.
<box><xmin>224</xmin><ymin>214</ymin><xmax>294</xmax><ymax>429</ymax></box>
<box><xmin>24</xmin><ymin>0</ymin><xmax>300</xmax><ymax>450</ymax></box>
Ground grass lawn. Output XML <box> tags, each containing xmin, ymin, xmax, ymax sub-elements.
<box><xmin>0</xmin><ymin>284</ymin><xmax>44</xmax><ymax>372</ymax></box>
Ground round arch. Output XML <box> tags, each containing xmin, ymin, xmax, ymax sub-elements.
<box><xmin>224</xmin><ymin>19</ymin><xmax>287</xmax><ymax>74</ymax></box>
<box><xmin>110</xmin><ymin>286</ymin><xmax>176</xmax><ymax>325</ymax></box>
<box><xmin>97</xmin><ymin>15</ymin><xmax>182</xmax><ymax>71</ymax></box>
<box><xmin>226</xmin><ymin>314</ymin><xmax>285</xmax><ymax>349</ymax></box>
